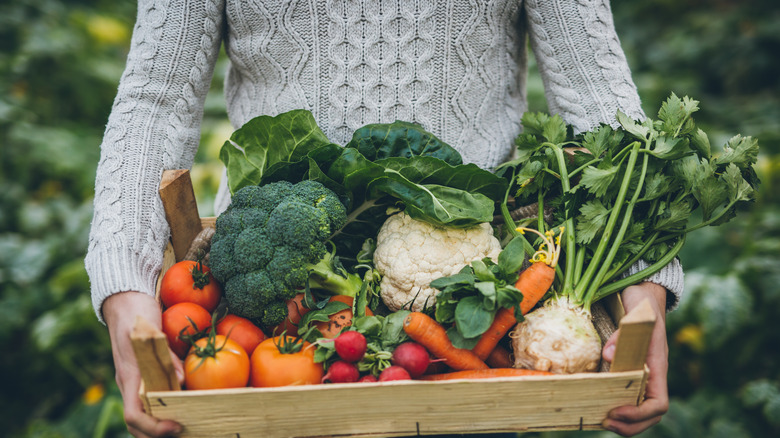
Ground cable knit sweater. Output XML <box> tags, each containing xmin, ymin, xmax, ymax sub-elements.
<box><xmin>86</xmin><ymin>0</ymin><xmax>684</xmax><ymax>321</ymax></box>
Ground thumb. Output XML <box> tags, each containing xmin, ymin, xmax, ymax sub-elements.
<box><xmin>602</xmin><ymin>329</ymin><xmax>619</xmax><ymax>363</ymax></box>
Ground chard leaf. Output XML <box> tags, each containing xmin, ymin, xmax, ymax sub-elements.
<box><xmin>576</xmin><ymin>200</ymin><xmax>611</xmax><ymax>244</ymax></box>
<box><xmin>430</xmin><ymin>272</ymin><xmax>475</xmax><ymax>291</ymax></box>
<box><xmin>654</xmin><ymin>199</ymin><xmax>691</xmax><ymax>231</ymax></box>
<box><xmin>380</xmin><ymin>310</ymin><xmax>411</xmax><ymax>349</ymax></box>
<box><xmin>220</xmin><ymin>110</ymin><xmax>334</xmax><ymax>194</ymax></box>
<box><xmin>376</xmin><ymin>156</ymin><xmax>507</xmax><ymax>200</ymax></box>
<box><xmin>346</xmin><ymin>120</ymin><xmax>462</xmax><ymax>165</ymax></box>
<box><xmin>454</xmin><ymin>295</ymin><xmax>495</xmax><ymax>339</ymax></box>
<box><xmin>475</xmin><ymin>281</ymin><xmax>497</xmax><ymax>311</ymax></box>
<box><xmin>579</xmin><ymin>163</ymin><xmax>619</xmax><ymax>197</ymax></box>
<box><xmin>471</xmin><ymin>259</ymin><xmax>496</xmax><ymax>283</ymax></box>
<box><xmin>716</xmin><ymin>135</ymin><xmax>760</xmax><ymax>169</ymax></box>
<box><xmin>692</xmin><ymin>163</ymin><xmax>728</xmax><ymax>221</ymax></box>
<box><xmin>496</xmin><ymin>285</ymin><xmax>523</xmax><ymax>312</ymax></box>
<box><xmin>723</xmin><ymin>163</ymin><xmax>755</xmax><ymax>203</ymax></box>
<box><xmin>434</xmin><ymin>289</ymin><xmax>458</xmax><ymax>324</ymax></box>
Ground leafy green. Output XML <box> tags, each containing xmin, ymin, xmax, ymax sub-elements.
<box><xmin>497</xmin><ymin>94</ymin><xmax>761</xmax><ymax>310</ymax></box>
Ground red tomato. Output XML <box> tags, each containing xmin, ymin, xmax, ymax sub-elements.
<box><xmin>184</xmin><ymin>335</ymin><xmax>250</xmax><ymax>390</ymax></box>
<box><xmin>250</xmin><ymin>336</ymin><xmax>323</xmax><ymax>387</ymax></box>
<box><xmin>160</xmin><ymin>260</ymin><xmax>222</xmax><ymax>313</ymax></box>
<box><xmin>314</xmin><ymin>295</ymin><xmax>374</xmax><ymax>339</ymax></box>
<box><xmin>272</xmin><ymin>293</ymin><xmax>311</xmax><ymax>337</ymax></box>
<box><xmin>162</xmin><ymin>302</ymin><xmax>212</xmax><ymax>358</ymax></box>
<box><xmin>216</xmin><ymin>314</ymin><xmax>266</xmax><ymax>356</ymax></box>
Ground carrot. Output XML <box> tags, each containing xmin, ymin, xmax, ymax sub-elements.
<box><xmin>485</xmin><ymin>344</ymin><xmax>513</xmax><ymax>369</ymax></box>
<box><xmin>419</xmin><ymin>368</ymin><xmax>554</xmax><ymax>381</ymax></box>
<box><xmin>403</xmin><ymin>312</ymin><xmax>488</xmax><ymax>371</ymax></box>
<box><xmin>471</xmin><ymin>227</ymin><xmax>562</xmax><ymax>361</ymax></box>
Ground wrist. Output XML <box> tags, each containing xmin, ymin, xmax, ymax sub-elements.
<box><xmin>622</xmin><ymin>282</ymin><xmax>667</xmax><ymax>323</ymax></box>
<box><xmin>103</xmin><ymin>291</ymin><xmax>163</xmax><ymax>333</ymax></box>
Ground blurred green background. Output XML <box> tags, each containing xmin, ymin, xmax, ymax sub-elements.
<box><xmin>1</xmin><ymin>0</ymin><xmax>778</xmax><ymax>437</ymax></box>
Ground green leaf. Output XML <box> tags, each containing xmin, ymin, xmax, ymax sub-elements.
<box><xmin>521</xmin><ymin>112</ymin><xmax>568</xmax><ymax>145</ymax></box>
<box><xmin>346</xmin><ymin>120</ymin><xmax>463</xmax><ymax>165</ymax></box>
<box><xmin>475</xmin><ymin>281</ymin><xmax>497</xmax><ymax>310</ymax></box>
<box><xmin>692</xmin><ymin>162</ymin><xmax>728</xmax><ymax>221</ymax></box>
<box><xmin>430</xmin><ymin>272</ymin><xmax>475</xmax><ymax>291</ymax></box>
<box><xmin>220</xmin><ymin>110</ymin><xmax>333</xmax><ymax>194</ymax></box>
<box><xmin>576</xmin><ymin>200</ymin><xmax>611</xmax><ymax>244</ymax></box>
<box><xmin>689</xmin><ymin>128</ymin><xmax>711</xmax><ymax>160</ymax></box>
<box><xmin>380</xmin><ymin>310</ymin><xmax>411</xmax><ymax>349</ymax></box>
<box><xmin>434</xmin><ymin>289</ymin><xmax>458</xmax><ymax>324</ymax></box>
<box><xmin>716</xmin><ymin>135</ymin><xmax>760</xmax><ymax>169</ymax></box>
<box><xmin>654</xmin><ymin>199</ymin><xmax>691</xmax><ymax>231</ymax></box>
<box><xmin>454</xmin><ymin>295</ymin><xmax>495</xmax><ymax>338</ymax></box>
<box><xmin>649</xmin><ymin>135</ymin><xmax>689</xmax><ymax>160</ymax></box>
<box><xmin>642</xmin><ymin>173</ymin><xmax>673</xmax><ymax>201</ymax></box>
<box><xmin>617</xmin><ymin>110</ymin><xmax>650</xmax><ymax>140</ymax></box>
<box><xmin>722</xmin><ymin>163</ymin><xmax>755</xmax><ymax>203</ymax></box>
<box><xmin>658</xmin><ymin>93</ymin><xmax>699</xmax><ymax>136</ymax></box>
<box><xmin>497</xmin><ymin>237</ymin><xmax>527</xmax><ymax>278</ymax></box>
<box><xmin>446</xmin><ymin>326</ymin><xmax>480</xmax><ymax>349</ymax></box>
<box><xmin>581</xmin><ymin>125</ymin><xmax>623</xmax><ymax>158</ymax></box>
<box><xmin>579</xmin><ymin>164</ymin><xmax>619</xmax><ymax>197</ymax></box>
<box><xmin>496</xmin><ymin>285</ymin><xmax>523</xmax><ymax>311</ymax></box>
<box><xmin>471</xmin><ymin>259</ymin><xmax>497</xmax><ymax>283</ymax></box>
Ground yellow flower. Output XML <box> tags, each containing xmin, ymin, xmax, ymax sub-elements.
<box><xmin>83</xmin><ymin>383</ymin><xmax>105</xmax><ymax>405</ymax></box>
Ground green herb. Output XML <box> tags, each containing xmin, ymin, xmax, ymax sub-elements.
<box><xmin>495</xmin><ymin>93</ymin><xmax>760</xmax><ymax>311</ymax></box>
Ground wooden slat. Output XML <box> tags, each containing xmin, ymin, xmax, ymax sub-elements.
<box><xmin>131</xmin><ymin>316</ymin><xmax>181</xmax><ymax>397</ymax></box>
<box><xmin>609</xmin><ymin>298</ymin><xmax>656</xmax><ymax>372</ymax></box>
<box><xmin>159</xmin><ymin>169</ymin><xmax>202</xmax><ymax>261</ymax></box>
<box><xmin>146</xmin><ymin>370</ymin><xmax>647</xmax><ymax>437</ymax></box>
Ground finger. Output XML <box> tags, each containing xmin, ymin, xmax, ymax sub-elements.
<box><xmin>171</xmin><ymin>349</ymin><xmax>185</xmax><ymax>385</ymax></box>
<box><xmin>123</xmin><ymin>391</ymin><xmax>182</xmax><ymax>437</ymax></box>
<box><xmin>609</xmin><ymin>395</ymin><xmax>668</xmax><ymax>423</ymax></box>
<box><xmin>602</xmin><ymin>329</ymin><xmax>619</xmax><ymax>362</ymax></box>
<box><xmin>602</xmin><ymin>415</ymin><xmax>662</xmax><ymax>437</ymax></box>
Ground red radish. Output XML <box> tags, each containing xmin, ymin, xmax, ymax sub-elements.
<box><xmin>358</xmin><ymin>374</ymin><xmax>378</xmax><ymax>383</ymax></box>
<box><xmin>334</xmin><ymin>330</ymin><xmax>367</xmax><ymax>363</ymax></box>
<box><xmin>379</xmin><ymin>365</ymin><xmax>411</xmax><ymax>381</ymax></box>
<box><xmin>391</xmin><ymin>342</ymin><xmax>431</xmax><ymax>378</ymax></box>
<box><xmin>322</xmin><ymin>360</ymin><xmax>360</xmax><ymax>383</ymax></box>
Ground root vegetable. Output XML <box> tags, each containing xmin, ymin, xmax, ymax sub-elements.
<box><xmin>334</xmin><ymin>330</ymin><xmax>367</xmax><ymax>363</ymax></box>
<box><xmin>391</xmin><ymin>342</ymin><xmax>431</xmax><ymax>379</ymax></box>
<box><xmin>403</xmin><ymin>312</ymin><xmax>488</xmax><ymax>371</ymax></box>
<box><xmin>510</xmin><ymin>297</ymin><xmax>601</xmax><ymax>374</ymax></box>
<box><xmin>379</xmin><ymin>365</ymin><xmax>411</xmax><ymax>381</ymax></box>
<box><xmin>322</xmin><ymin>360</ymin><xmax>360</xmax><ymax>383</ymax></box>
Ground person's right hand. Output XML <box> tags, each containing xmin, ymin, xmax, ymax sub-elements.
<box><xmin>103</xmin><ymin>291</ymin><xmax>184</xmax><ymax>437</ymax></box>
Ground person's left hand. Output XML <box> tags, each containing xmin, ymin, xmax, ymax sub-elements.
<box><xmin>601</xmin><ymin>282</ymin><xmax>670</xmax><ymax>437</ymax></box>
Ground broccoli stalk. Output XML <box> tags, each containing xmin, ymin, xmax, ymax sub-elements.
<box><xmin>307</xmin><ymin>246</ymin><xmax>362</xmax><ymax>297</ymax></box>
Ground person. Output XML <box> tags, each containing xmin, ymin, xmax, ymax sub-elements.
<box><xmin>86</xmin><ymin>1</ymin><xmax>683</xmax><ymax>437</ymax></box>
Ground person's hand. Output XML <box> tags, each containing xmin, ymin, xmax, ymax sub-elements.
<box><xmin>601</xmin><ymin>282</ymin><xmax>669</xmax><ymax>436</ymax></box>
<box><xmin>103</xmin><ymin>291</ymin><xmax>184</xmax><ymax>437</ymax></box>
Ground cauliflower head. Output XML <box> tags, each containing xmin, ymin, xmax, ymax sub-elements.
<box><xmin>373</xmin><ymin>211</ymin><xmax>501</xmax><ymax>312</ymax></box>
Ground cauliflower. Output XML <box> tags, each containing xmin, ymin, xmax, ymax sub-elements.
<box><xmin>373</xmin><ymin>211</ymin><xmax>501</xmax><ymax>312</ymax></box>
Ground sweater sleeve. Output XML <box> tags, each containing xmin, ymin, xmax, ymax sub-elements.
<box><xmin>86</xmin><ymin>0</ymin><xmax>225</xmax><ymax>322</ymax></box>
<box><xmin>524</xmin><ymin>0</ymin><xmax>684</xmax><ymax>309</ymax></box>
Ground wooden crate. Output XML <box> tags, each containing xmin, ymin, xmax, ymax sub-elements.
<box><xmin>131</xmin><ymin>170</ymin><xmax>656</xmax><ymax>438</ymax></box>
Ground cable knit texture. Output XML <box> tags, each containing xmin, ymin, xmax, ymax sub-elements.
<box><xmin>87</xmin><ymin>0</ymin><xmax>683</xmax><ymax>321</ymax></box>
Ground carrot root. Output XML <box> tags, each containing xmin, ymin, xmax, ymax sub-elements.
<box><xmin>419</xmin><ymin>368</ymin><xmax>555</xmax><ymax>381</ymax></box>
<box><xmin>403</xmin><ymin>312</ymin><xmax>488</xmax><ymax>371</ymax></box>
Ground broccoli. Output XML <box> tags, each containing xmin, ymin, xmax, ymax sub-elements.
<box><xmin>209</xmin><ymin>180</ymin><xmax>363</xmax><ymax>329</ymax></box>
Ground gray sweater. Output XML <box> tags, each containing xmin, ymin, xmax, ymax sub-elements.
<box><xmin>86</xmin><ymin>0</ymin><xmax>684</xmax><ymax>321</ymax></box>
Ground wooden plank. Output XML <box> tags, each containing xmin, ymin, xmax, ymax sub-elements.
<box><xmin>159</xmin><ymin>169</ymin><xmax>202</xmax><ymax>261</ymax></box>
<box><xmin>131</xmin><ymin>316</ymin><xmax>181</xmax><ymax>396</ymax></box>
<box><xmin>609</xmin><ymin>298</ymin><xmax>656</xmax><ymax>372</ymax></box>
<box><xmin>146</xmin><ymin>370</ymin><xmax>647</xmax><ymax>437</ymax></box>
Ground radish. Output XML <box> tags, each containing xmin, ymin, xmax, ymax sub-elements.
<box><xmin>379</xmin><ymin>365</ymin><xmax>411</xmax><ymax>381</ymax></box>
<box><xmin>391</xmin><ymin>342</ymin><xmax>431</xmax><ymax>378</ymax></box>
<box><xmin>322</xmin><ymin>360</ymin><xmax>360</xmax><ymax>383</ymax></box>
<box><xmin>334</xmin><ymin>330</ymin><xmax>367</xmax><ymax>363</ymax></box>
<box><xmin>358</xmin><ymin>374</ymin><xmax>378</xmax><ymax>383</ymax></box>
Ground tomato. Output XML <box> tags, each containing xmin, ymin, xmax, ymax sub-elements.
<box><xmin>162</xmin><ymin>302</ymin><xmax>212</xmax><ymax>358</ymax></box>
<box><xmin>314</xmin><ymin>295</ymin><xmax>374</xmax><ymax>339</ymax></box>
<box><xmin>216</xmin><ymin>314</ymin><xmax>266</xmax><ymax>356</ymax></box>
<box><xmin>250</xmin><ymin>336</ymin><xmax>323</xmax><ymax>387</ymax></box>
<box><xmin>184</xmin><ymin>335</ymin><xmax>250</xmax><ymax>390</ymax></box>
<box><xmin>271</xmin><ymin>293</ymin><xmax>311</xmax><ymax>337</ymax></box>
<box><xmin>160</xmin><ymin>260</ymin><xmax>222</xmax><ymax>313</ymax></box>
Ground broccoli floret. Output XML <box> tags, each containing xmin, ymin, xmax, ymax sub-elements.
<box><xmin>210</xmin><ymin>180</ymin><xmax>361</xmax><ymax>330</ymax></box>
